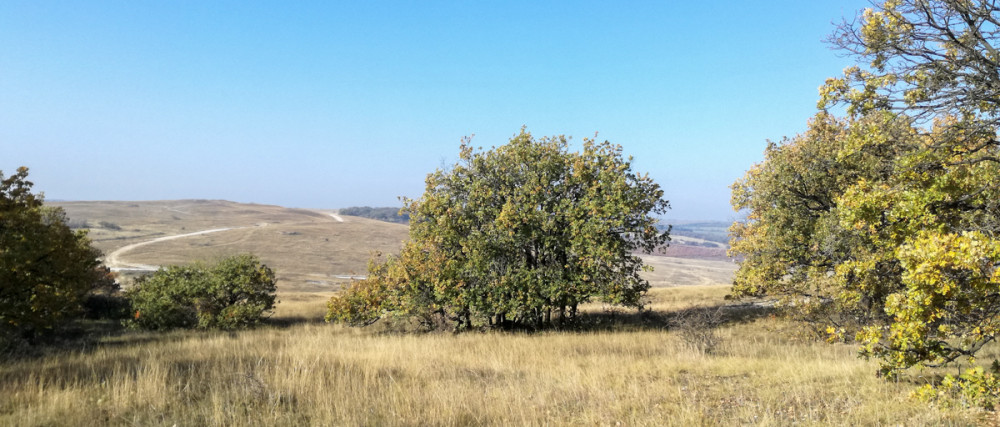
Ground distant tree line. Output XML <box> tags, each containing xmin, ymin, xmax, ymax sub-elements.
<box><xmin>64</xmin><ymin>218</ymin><xmax>122</xmax><ymax>231</ymax></box>
<box><xmin>338</xmin><ymin>206</ymin><xmax>409</xmax><ymax>224</ymax></box>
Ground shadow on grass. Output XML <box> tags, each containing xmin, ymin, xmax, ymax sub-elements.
<box><xmin>2</xmin><ymin>314</ymin><xmax>328</xmax><ymax>362</ymax></box>
<box><xmin>265</xmin><ymin>315</ymin><xmax>327</xmax><ymax>329</ymax></box>
<box><xmin>566</xmin><ymin>301</ymin><xmax>775</xmax><ymax>333</ymax></box>
<box><xmin>1</xmin><ymin>319</ymin><xmax>194</xmax><ymax>362</ymax></box>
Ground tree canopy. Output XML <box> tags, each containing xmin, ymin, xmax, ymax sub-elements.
<box><xmin>732</xmin><ymin>0</ymin><xmax>1000</xmax><ymax>407</ymax></box>
<box><xmin>327</xmin><ymin>129</ymin><xmax>670</xmax><ymax>330</ymax></box>
<box><xmin>1</xmin><ymin>167</ymin><xmax>107</xmax><ymax>344</ymax></box>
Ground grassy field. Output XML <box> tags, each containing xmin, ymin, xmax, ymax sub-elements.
<box><xmin>1</xmin><ymin>286</ymin><xmax>991</xmax><ymax>426</ymax></box>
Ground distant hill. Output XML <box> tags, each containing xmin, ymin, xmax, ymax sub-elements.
<box><xmin>660</xmin><ymin>221</ymin><xmax>730</xmax><ymax>245</ymax></box>
<box><xmin>52</xmin><ymin>200</ymin><xmax>409</xmax><ymax>292</ymax></box>
<box><xmin>338</xmin><ymin>206</ymin><xmax>409</xmax><ymax>224</ymax></box>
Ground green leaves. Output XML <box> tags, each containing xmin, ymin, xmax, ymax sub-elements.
<box><xmin>327</xmin><ymin>129</ymin><xmax>669</xmax><ymax>330</ymax></box>
<box><xmin>1</xmin><ymin>167</ymin><xmax>105</xmax><ymax>344</ymax></box>
<box><xmin>125</xmin><ymin>254</ymin><xmax>277</xmax><ymax>330</ymax></box>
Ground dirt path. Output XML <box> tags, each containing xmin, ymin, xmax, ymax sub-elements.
<box><xmin>106</xmin><ymin>227</ymin><xmax>244</xmax><ymax>272</ymax></box>
<box><xmin>329</xmin><ymin>213</ymin><xmax>345</xmax><ymax>223</ymax></box>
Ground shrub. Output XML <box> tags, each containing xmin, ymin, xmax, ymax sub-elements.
<box><xmin>673</xmin><ymin>306</ymin><xmax>724</xmax><ymax>355</ymax></box>
<box><xmin>125</xmin><ymin>254</ymin><xmax>277</xmax><ymax>330</ymax></box>
<box><xmin>98</xmin><ymin>221</ymin><xmax>121</xmax><ymax>230</ymax></box>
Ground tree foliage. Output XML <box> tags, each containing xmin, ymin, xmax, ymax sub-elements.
<box><xmin>823</xmin><ymin>0</ymin><xmax>1000</xmax><ymax>125</ymax></box>
<box><xmin>1</xmin><ymin>167</ymin><xmax>107</xmax><ymax>344</ymax></box>
<box><xmin>733</xmin><ymin>0</ymin><xmax>1000</xmax><ymax>407</ymax></box>
<box><xmin>327</xmin><ymin>129</ymin><xmax>670</xmax><ymax>330</ymax></box>
<box><xmin>125</xmin><ymin>254</ymin><xmax>277</xmax><ymax>330</ymax></box>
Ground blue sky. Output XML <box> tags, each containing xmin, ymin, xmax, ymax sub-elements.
<box><xmin>1</xmin><ymin>1</ymin><xmax>868</xmax><ymax>221</ymax></box>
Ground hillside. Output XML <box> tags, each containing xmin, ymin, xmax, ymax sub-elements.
<box><xmin>53</xmin><ymin>200</ymin><xmax>409</xmax><ymax>292</ymax></box>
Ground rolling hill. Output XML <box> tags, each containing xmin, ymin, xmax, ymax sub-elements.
<box><xmin>53</xmin><ymin>200</ymin><xmax>408</xmax><ymax>292</ymax></box>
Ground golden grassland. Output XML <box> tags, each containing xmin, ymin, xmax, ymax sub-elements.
<box><xmin>53</xmin><ymin>200</ymin><xmax>410</xmax><ymax>291</ymax></box>
<box><xmin>2</xmin><ymin>286</ymin><xmax>993</xmax><ymax>426</ymax></box>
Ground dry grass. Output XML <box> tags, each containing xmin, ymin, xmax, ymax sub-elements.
<box><xmin>1</xmin><ymin>286</ymin><xmax>990</xmax><ymax>426</ymax></box>
<box><xmin>53</xmin><ymin>200</ymin><xmax>409</xmax><ymax>292</ymax></box>
<box><xmin>639</xmin><ymin>255</ymin><xmax>737</xmax><ymax>288</ymax></box>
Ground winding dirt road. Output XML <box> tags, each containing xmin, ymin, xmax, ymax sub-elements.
<box><xmin>105</xmin><ymin>227</ymin><xmax>243</xmax><ymax>272</ymax></box>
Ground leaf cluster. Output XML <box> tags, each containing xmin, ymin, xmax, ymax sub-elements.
<box><xmin>823</xmin><ymin>0</ymin><xmax>1000</xmax><ymax>124</ymax></box>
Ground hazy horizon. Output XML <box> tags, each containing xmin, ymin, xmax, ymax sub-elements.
<box><xmin>3</xmin><ymin>1</ymin><xmax>868</xmax><ymax>221</ymax></box>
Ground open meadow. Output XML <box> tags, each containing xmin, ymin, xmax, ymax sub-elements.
<box><xmin>1</xmin><ymin>286</ymin><xmax>992</xmax><ymax>426</ymax></box>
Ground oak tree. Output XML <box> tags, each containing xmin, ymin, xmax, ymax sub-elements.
<box><xmin>1</xmin><ymin>167</ymin><xmax>107</xmax><ymax>344</ymax></box>
<box><xmin>733</xmin><ymin>0</ymin><xmax>1000</xmax><ymax>406</ymax></box>
<box><xmin>327</xmin><ymin>129</ymin><xmax>670</xmax><ymax>330</ymax></box>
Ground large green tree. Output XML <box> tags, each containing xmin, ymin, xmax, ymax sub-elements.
<box><xmin>733</xmin><ymin>0</ymin><xmax>1000</xmax><ymax>407</ymax></box>
<box><xmin>327</xmin><ymin>129</ymin><xmax>670</xmax><ymax>330</ymax></box>
<box><xmin>1</xmin><ymin>167</ymin><xmax>107</xmax><ymax>343</ymax></box>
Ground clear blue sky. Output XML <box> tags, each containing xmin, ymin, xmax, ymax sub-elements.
<box><xmin>1</xmin><ymin>1</ymin><xmax>868</xmax><ymax>221</ymax></box>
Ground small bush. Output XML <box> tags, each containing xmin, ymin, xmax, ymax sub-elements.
<box><xmin>98</xmin><ymin>221</ymin><xmax>121</xmax><ymax>230</ymax></box>
<box><xmin>125</xmin><ymin>254</ymin><xmax>277</xmax><ymax>330</ymax></box>
<box><xmin>65</xmin><ymin>218</ymin><xmax>90</xmax><ymax>229</ymax></box>
<box><xmin>673</xmin><ymin>306</ymin><xmax>724</xmax><ymax>355</ymax></box>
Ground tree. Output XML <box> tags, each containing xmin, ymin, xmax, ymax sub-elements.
<box><xmin>733</xmin><ymin>0</ymin><xmax>1000</xmax><ymax>407</ymax></box>
<box><xmin>125</xmin><ymin>254</ymin><xmax>277</xmax><ymax>330</ymax></box>
<box><xmin>823</xmin><ymin>0</ymin><xmax>1000</xmax><ymax>127</ymax></box>
<box><xmin>1</xmin><ymin>167</ymin><xmax>107</xmax><ymax>344</ymax></box>
<box><xmin>327</xmin><ymin>129</ymin><xmax>670</xmax><ymax>330</ymax></box>
<box><xmin>731</xmin><ymin>111</ymin><xmax>914</xmax><ymax>329</ymax></box>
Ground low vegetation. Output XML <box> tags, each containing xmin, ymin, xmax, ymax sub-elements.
<box><xmin>1</xmin><ymin>286</ymin><xmax>993</xmax><ymax>426</ymax></box>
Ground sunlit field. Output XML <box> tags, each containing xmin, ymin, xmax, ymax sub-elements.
<box><xmin>1</xmin><ymin>286</ymin><xmax>990</xmax><ymax>426</ymax></box>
